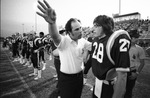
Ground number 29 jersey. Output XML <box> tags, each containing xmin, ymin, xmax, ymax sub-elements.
<box><xmin>91</xmin><ymin>30</ymin><xmax>131</xmax><ymax>80</ymax></box>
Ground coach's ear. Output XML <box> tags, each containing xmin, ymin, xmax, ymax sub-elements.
<box><xmin>105</xmin><ymin>68</ymin><xmax>117</xmax><ymax>80</ymax></box>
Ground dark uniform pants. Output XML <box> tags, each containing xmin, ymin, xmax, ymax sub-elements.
<box><xmin>39</xmin><ymin>50</ymin><xmax>45</xmax><ymax>62</ymax></box>
<box><xmin>124</xmin><ymin>72</ymin><xmax>137</xmax><ymax>98</ymax></box>
<box><xmin>31</xmin><ymin>53</ymin><xmax>40</xmax><ymax>69</ymax></box>
<box><xmin>21</xmin><ymin>47</ymin><xmax>27</xmax><ymax>58</ymax></box>
<box><xmin>92</xmin><ymin>81</ymin><xmax>114</xmax><ymax>98</ymax></box>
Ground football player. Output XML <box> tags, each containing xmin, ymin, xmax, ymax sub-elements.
<box><xmin>28</xmin><ymin>33</ymin><xmax>43</xmax><ymax>80</ymax></box>
<box><xmin>21</xmin><ymin>33</ymin><xmax>28</xmax><ymax>64</ymax></box>
<box><xmin>91</xmin><ymin>15</ymin><xmax>131</xmax><ymax>98</ymax></box>
<box><xmin>39</xmin><ymin>32</ymin><xmax>47</xmax><ymax>70</ymax></box>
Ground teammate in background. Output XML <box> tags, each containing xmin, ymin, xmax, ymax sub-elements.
<box><xmin>28</xmin><ymin>33</ymin><xmax>43</xmax><ymax>80</ymax></box>
<box><xmin>24</xmin><ymin>34</ymin><xmax>32</xmax><ymax>67</ymax></box>
<box><xmin>21</xmin><ymin>33</ymin><xmax>28</xmax><ymax>64</ymax></box>
<box><xmin>16</xmin><ymin>33</ymin><xmax>22</xmax><ymax>63</ymax></box>
<box><xmin>9</xmin><ymin>34</ymin><xmax>16</xmax><ymax>61</ymax></box>
<box><xmin>12</xmin><ymin>33</ymin><xmax>21</xmax><ymax>62</ymax></box>
<box><xmin>2</xmin><ymin>38</ymin><xmax>7</xmax><ymax>48</ymax></box>
<box><xmin>39</xmin><ymin>32</ymin><xmax>47</xmax><ymax>70</ymax></box>
<box><xmin>50</xmin><ymin>29</ymin><xmax>66</xmax><ymax>97</ymax></box>
<box><xmin>124</xmin><ymin>30</ymin><xmax>146</xmax><ymax>98</ymax></box>
<box><xmin>91</xmin><ymin>15</ymin><xmax>131</xmax><ymax>98</ymax></box>
<box><xmin>51</xmin><ymin>29</ymin><xmax>66</xmax><ymax>78</ymax></box>
<box><xmin>45</xmin><ymin>34</ymin><xmax>53</xmax><ymax>60</ymax></box>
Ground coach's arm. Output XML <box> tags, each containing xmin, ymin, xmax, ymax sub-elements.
<box><xmin>37</xmin><ymin>0</ymin><xmax>61</xmax><ymax>46</ymax></box>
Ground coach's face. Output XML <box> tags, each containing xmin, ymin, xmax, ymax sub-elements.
<box><xmin>70</xmin><ymin>21</ymin><xmax>82</xmax><ymax>41</ymax></box>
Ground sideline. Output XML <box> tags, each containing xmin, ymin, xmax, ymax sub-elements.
<box><xmin>4</xmin><ymin>50</ymin><xmax>36</xmax><ymax>98</ymax></box>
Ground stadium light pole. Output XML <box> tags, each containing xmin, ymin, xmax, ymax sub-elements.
<box><xmin>33</xmin><ymin>1</ymin><xmax>38</xmax><ymax>33</ymax></box>
<box><xmin>32</xmin><ymin>26</ymin><xmax>34</xmax><ymax>31</ymax></box>
<box><xmin>35</xmin><ymin>12</ymin><xmax>37</xmax><ymax>32</ymax></box>
<box><xmin>22</xmin><ymin>23</ymin><xmax>24</xmax><ymax>33</ymax></box>
<box><xmin>119</xmin><ymin>0</ymin><xmax>121</xmax><ymax>15</ymax></box>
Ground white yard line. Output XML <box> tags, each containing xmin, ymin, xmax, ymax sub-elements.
<box><xmin>4</xmin><ymin>52</ymin><xmax>36</xmax><ymax>98</ymax></box>
<box><xmin>0</xmin><ymin>78</ymin><xmax>19</xmax><ymax>83</ymax></box>
<box><xmin>1</xmin><ymin>89</ymin><xmax>24</xmax><ymax>97</ymax></box>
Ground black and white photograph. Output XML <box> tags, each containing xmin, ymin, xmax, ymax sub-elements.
<box><xmin>1</xmin><ymin>0</ymin><xmax>150</xmax><ymax>98</ymax></box>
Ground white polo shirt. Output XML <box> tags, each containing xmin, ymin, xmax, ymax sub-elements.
<box><xmin>57</xmin><ymin>35</ymin><xmax>91</xmax><ymax>74</ymax></box>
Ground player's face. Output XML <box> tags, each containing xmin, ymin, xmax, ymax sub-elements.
<box><xmin>93</xmin><ymin>23</ymin><xmax>103</xmax><ymax>37</ymax></box>
<box><xmin>39</xmin><ymin>34</ymin><xmax>44</xmax><ymax>38</ymax></box>
<box><xmin>70</xmin><ymin>21</ymin><xmax>82</xmax><ymax>41</ymax></box>
<box><xmin>29</xmin><ymin>34</ymin><xmax>34</xmax><ymax>40</ymax></box>
<box><xmin>24</xmin><ymin>36</ymin><xmax>27</xmax><ymax>39</ymax></box>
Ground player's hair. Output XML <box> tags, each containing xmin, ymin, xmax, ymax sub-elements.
<box><xmin>65</xmin><ymin>18</ymin><xmax>81</xmax><ymax>34</ymax></box>
<box><xmin>23</xmin><ymin>33</ymin><xmax>26</xmax><ymax>37</ymax></box>
<box><xmin>39</xmin><ymin>32</ymin><xmax>44</xmax><ymax>36</ymax></box>
<box><xmin>93</xmin><ymin>15</ymin><xmax>114</xmax><ymax>36</ymax></box>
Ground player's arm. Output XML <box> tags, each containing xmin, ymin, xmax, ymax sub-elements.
<box><xmin>37</xmin><ymin>0</ymin><xmax>61</xmax><ymax>46</ymax></box>
<box><xmin>83</xmin><ymin>39</ymin><xmax>92</xmax><ymax>63</ymax></box>
<box><xmin>112</xmin><ymin>71</ymin><xmax>127</xmax><ymax>98</ymax></box>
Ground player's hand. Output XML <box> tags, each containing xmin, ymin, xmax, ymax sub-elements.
<box><xmin>130</xmin><ymin>66</ymin><xmax>136</xmax><ymax>72</ymax></box>
<box><xmin>36</xmin><ymin>0</ymin><xmax>56</xmax><ymax>24</ymax></box>
<box><xmin>129</xmin><ymin>72</ymin><xmax>138</xmax><ymax>80</ymax></box>
<box><xmin>34</xmin><ymin>50</ymin><xmax>38</xmax><ymax>53</ymax></box>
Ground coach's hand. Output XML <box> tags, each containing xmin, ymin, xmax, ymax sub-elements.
<box><xmin>37</xmin><ymin>0</ymin><xmax>56</xmax><ymax>24</ymax></box>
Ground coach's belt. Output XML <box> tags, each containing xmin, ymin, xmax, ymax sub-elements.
<box><xmin>60</xmin><ymin>71</ymin><xmax>83</xmax><ymax>77</ymax></box>
<box><xmin>54</xmin><ymin>56</ymin><xmax>59</xmax><ymax>59</ymax></box>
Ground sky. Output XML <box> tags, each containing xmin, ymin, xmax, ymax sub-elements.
<box><xmin>1</xmin><ymin>0</ymin><xmax>150</xmax><ymax>37</ymax></box>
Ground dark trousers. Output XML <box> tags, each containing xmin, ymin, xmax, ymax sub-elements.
<box><xmin>84</xmin><ymin>55</ymin><xmax>92</xmax><ymax>74</ymax></box>
<box><xmin>26</xmin><ymin>49</ymin><xmax>31</xmax><ymax>59</ymax></box>
<box><xmin>12</xmin><ymin>46</ymin><xmax>20</xmax><ymax>58</ymax></box>
<box><xmin>21</xmin><ymin>47</ymin><xmax>27</xmax><ymax>58</ymax></box>
<box><xmin>124</xmin><ymin>74</ymin><xmax>136</xmax><ymax>98</ymax></box>
<box><xmin>39</xmin><ymin>50</ymin><xmax>45</xmax><ymax>62</ymax></box>
<box><xmin>31</xmin><ymin>53</ymin><xmax>40</xmax><ymax>69</ymax></box>
<box><xmin>59</xmin><ymin>71</ymin><xmax>83</xmax><ymax>98</ymax></box>
<box><xmin>92</xmin><ymin>83</ymin><xmax>114</xmax><ymax>98</ymax></box>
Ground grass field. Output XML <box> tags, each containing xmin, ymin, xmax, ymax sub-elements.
<box><xmin>0</xmin><ymin>44</ymin><xmax>150</xmax><ymax>98</ymax></box>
